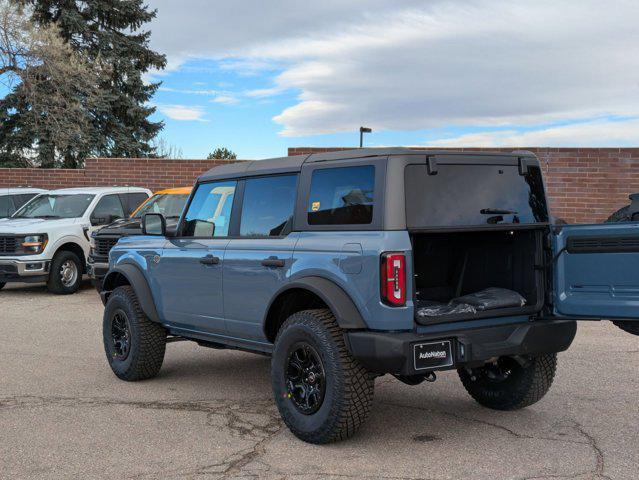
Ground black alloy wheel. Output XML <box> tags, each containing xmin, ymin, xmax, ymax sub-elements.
<box><xmin>110</xmin><ymin>309</ymin><xmax>132</xmax><ymax>360</ymax></box>
<box><xmin>285</xmin><ymin>343</ymin><xmax>326</xmax><ymax>415</ymax></box>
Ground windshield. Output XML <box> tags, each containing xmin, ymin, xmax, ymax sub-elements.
<box><xmin>12</xmin><ymin>194</ymin><xmax>95</xmax><ymax>219</ymax></box>
<box><xmin>404</xmin><ymin>164</ymin><xmax>549</xmax><ymax>228</ymax></box>
<box><xmin>133</xmin><ymin>194</ymin><xmax>189</xmax><ymax>219</ymax></box>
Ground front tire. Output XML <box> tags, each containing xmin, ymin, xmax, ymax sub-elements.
<box><xmin>271</xmin><ymin>309</ymin><xmax>374</xmax><ymax>444</ymax></box>
<box><xmin>0</xmin><ymin>281</ymin><xmax>5</xmax><ymax>291</ymax></box>
<box><xmin>103</xmin><ymin>286</ymin><xmax>166</xmax><ymax>381</ymax></box>
<box><xmin>458</xmin><ymin>354</ymin><xmax>557</xmax><ymax>411</ymax></box>
<box><xmin>47</xmin><ymin>250</ymin><xmax>82</xmax><ymax>294</ymax></box>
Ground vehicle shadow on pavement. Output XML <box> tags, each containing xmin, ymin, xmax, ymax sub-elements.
<box><xmin>156</xmin><ymin>347</ymin><xmax>273</xmax><ymax>390</ymax></box>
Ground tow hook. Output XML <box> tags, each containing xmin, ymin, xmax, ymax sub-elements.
<box><xmin>394</xmin><ymin>371</ymin><xmax>437</xmax><ymax>386</ymax></box>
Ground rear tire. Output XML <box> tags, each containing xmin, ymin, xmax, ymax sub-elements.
<box><xmin>47</xmin><ymin>250</ymin><xmax>82</xmax><ymax>294</ymax></box>
<box><xmin>458</xmin><ymin>354</ymin><xmax>557</xmax><ymax>410</ymax></box>
<box><xmin>103</xmin><ymin>286</ymin><xmax>166</xmax><ymax>381</ymax></box>
<box><xmin>0</xmin><ymin>281</ymin><xmax>5</xmax><ymax>291</ymax></box>
<box><xmin>613</xmin><ymin>321</ymin><xmax>639</xmax><ymax>336</ymax></box>
<box><xmin>271</xmin><ymin>309</ymin><xmax>375</xmax><ymax>444</ymax></box>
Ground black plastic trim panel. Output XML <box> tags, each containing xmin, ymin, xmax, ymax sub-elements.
<box><xmin>566</xmin><ymin>235</ymin><xmax>639</xmax><ymax>254</ymax></box>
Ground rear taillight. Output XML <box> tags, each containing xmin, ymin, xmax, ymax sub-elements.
<box><xmin>381</xmin><ymin>252</ymin><xmax>406</xmax><ymax>306</ymax></box>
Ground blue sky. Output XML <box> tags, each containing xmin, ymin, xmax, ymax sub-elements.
<box><xmin>145</xmin><ymin>0</ymin><xmax>639</xmax><ymax>159</ymax></box>
<box><xmin>7</xmin><ymin>1</ymin><xmax>638</xmax><ymax>160</ymax></box>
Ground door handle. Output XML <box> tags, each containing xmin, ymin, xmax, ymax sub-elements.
<box><xmin>261</xmin><ymin>257</ymin><xmax>285</xmax><ymax>268</ymax></box>
<box><xmin>199</xmin><ymin>255</ymin><xmax>220</xmax><ymax>265</ymax></box>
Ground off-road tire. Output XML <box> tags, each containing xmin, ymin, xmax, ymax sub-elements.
<box><xmin>47</xmin><ymin>250</ymin><xmax>82</xmax><ymax>294</ymax></box>
<box><xmin>0</xmin><ymin>281</ymin><xmax>5</xmax><ymax>291</ymax></box>
<box><xmin>613</xmin><ymin>321</ymin><xmax>639</xmax><ymax>336</ymax></box>
<box><xmin>458</xmin><ymin>353</ymin><xmax>557</xmax><ymax>411</ymax></box>
<box><xmin>103</xmin><ymin>286</ymin><xmax>166</xmax><ymax>381</ymax></box>
<box><xmin>271</xmin><ymin>309</ymin><xmax>375</xmax><ymax>444</ymax></box>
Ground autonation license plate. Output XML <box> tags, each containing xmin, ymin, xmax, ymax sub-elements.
<box><xmin>413</xmin><ymin>340</ymin><xmax>454</xmax><ymax>370</ymax></box>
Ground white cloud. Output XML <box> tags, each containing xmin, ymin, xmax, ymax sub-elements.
<box><xmin>158</xmin><ymin>87</ymin><xmax>219</xmax><ymax>96</ymax></box>
<box><xmin>427</xmin><ymin>118</ymin><xmax>639</xmax><ymax>147</ymax></box>
<box><xmin>148</xmin><ymin>0</ymin><xmax>639</xmax><ymax>139</ymax></box>
<box><xmin>156</xmin><ymin>104</ymin><xmax>208</xmax><ymax>122</ymax></box>
<box><xmin>211</xmin><ymin>94</ymin><xmax>239</xmax><ymax>105</ymax></box>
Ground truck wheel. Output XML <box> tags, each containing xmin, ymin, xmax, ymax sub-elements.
<box><xmin>458</xmin><ymin>353</ymin><xmax>557</xmax><ymax>411</ymax></box>
<box><xmin>271</xmin><ymin>309</ymin><xmax>375</xmax><ymax>444</ymax></box>
<box><xmin>47</xmin><ymin>250</ymin><xmax>82</xmax><ymax>294</ymax></box>
<box><xmin>613</xmin><ymin>321</ymin><xmax>639</xmax><ymax>336</ymax></box>
<box><xmin>103</xmin><ymin>286</ymin><xmax>166</xmax><ymax>381</ymax></box>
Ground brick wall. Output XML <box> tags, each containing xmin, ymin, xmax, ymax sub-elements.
<box><xmin>1</xmin><ymin>148</ymin><xmax>638</xmax><ymax>223</ymax></box>
<box><xmin>0</xmin><ymin>157</ymin><xmax>241</xmax><ymax>192</ymax></box>
<box><xmin>289</xmin><ymin>147</ymin><xmax>639</xmax><ymax>224</ymax></box>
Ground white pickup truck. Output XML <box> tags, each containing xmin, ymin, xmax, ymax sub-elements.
<box><xmin>0</xmin><ymin>186</ymin><xmax>151</xmax><ymax>294</ymax></box>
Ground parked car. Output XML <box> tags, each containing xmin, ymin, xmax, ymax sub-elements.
<box><xmin>0</xmin><ymin>186</ymin><xmax>151</xmax><ymax>293</ymax></box>
<box><xmin>99</xmin><ymin>148</ymin><xmax>639</xmax><ymax>444</ymax></box>
<box><xmin>87</xmin><ymin>187</ymin><xmax>192</xmax><ymax>289</ymax></box>
<box><xmin>0</xmin><ymin>188</ymin><xmax>47</xmax><ymax>218</ymax></box>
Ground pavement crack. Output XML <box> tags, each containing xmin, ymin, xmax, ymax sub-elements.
<box><xmin>574</xmin><ymin>422</ymin><xmax>611</xmax><ymax>480</ymax></box>
<box><xmin>378</xmin><ymin>400</ymin><xmax>587</xmax><ymax>445</ymax></box>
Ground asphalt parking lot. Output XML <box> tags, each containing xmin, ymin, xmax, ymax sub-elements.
<box><xmin>1</xmin><ymin>281</ymin><xmax>638</xmax><ymax>480</ymax></box>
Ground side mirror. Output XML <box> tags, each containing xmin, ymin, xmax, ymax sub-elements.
<box><xmin>142</xmin><ymin>213</ymin><xmax>166</xmax><ymax>236</ymax></box>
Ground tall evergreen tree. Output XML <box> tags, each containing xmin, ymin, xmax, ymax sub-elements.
<box><xmin>1</xmin><ymin>0</ymin><xmax>166</xmax><ymax>167</ymax></box>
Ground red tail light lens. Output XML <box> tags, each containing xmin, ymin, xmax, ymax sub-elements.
<box><xmin>381</xmin><ymin>252</ymin><xmax>406</xmax><ymax>306</ymax></box>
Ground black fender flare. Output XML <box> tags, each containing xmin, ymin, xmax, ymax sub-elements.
<box><xmin>267</xmin><ymin>276</ymin><xmax>367</xmax><ymax>330</ymax></box>
<box><xmin>102</xmin><ymin>263</ymin><xmax>160</xmax><ymax>323</ymax></box>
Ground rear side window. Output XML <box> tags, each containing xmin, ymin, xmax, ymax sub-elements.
<box><xmin>182</xmin><ymin>181</ymin><xmax>236</xmax><ymax>237</ymax></box>
<box><xmin>240</xmin><ymin>175</ymin><xmax>297</xmax><ymax>237</ymax></box>
<box><xmin>307</xmin><ymin>166</ymin><xmax>375</xmax><ymax>225</ymax></box>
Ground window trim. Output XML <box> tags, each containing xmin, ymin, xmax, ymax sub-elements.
<box><xmin>175</xmin><ymin>179</ymin><xmax>241</xmax><ymax>240</ymax></box>
<box><xmin>293</xmin><ymin>157</ymin><xmax>386</xmax><ymax>232</ymax></box>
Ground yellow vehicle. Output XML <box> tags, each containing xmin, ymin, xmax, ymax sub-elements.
<box><xmin>130</xmin><ymin>187</ymin><xmax>192</xmax><ymax>218</ymax></box>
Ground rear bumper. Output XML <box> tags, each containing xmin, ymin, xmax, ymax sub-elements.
<box><xmin>345</xmin><ymin>319</ymin><xmax>577</xmax><ymax>375</ymax></box>
<box><xmin>0</xmin><ymin>258</ymin><xmax>50</xmax><ymax>283</ymax></box>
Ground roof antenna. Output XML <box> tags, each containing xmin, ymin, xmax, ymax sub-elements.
<box><xmin>359</xmin><ymin>126</ymin><xmax>372</xmax><ymax>148</ymax></box>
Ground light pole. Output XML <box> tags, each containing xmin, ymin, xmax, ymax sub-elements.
<box><xmin>359</xmin><ymin>127</ymin><xmax>372</xmax><ymax>148</ymax></box>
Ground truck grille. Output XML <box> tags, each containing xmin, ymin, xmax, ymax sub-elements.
<box><xmin>95</xmin><ymin>237</ymin><xmax>119</xmax><ymax>257</ymax></box>
<box><xmin>0</xmin><ymin>236</ymin><xmax>17</xmax><ymax>254</ymax></box>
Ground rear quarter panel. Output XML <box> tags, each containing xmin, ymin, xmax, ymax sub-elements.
<box><xmin>291</xmin><ymin>230</ymin><xmax>414</xmax><ymax>331</ymax></box>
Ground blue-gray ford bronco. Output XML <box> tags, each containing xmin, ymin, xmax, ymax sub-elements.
<box><xmin>99</xmin><ymin>148</ymin><xmax>639</xmax><ymax>444</ymax></box>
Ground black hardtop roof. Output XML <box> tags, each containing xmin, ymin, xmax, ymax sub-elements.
<box><xmin>197</xmin><ymin>148</ymin><xmax>537</xmax><ymax>182</ymax></box>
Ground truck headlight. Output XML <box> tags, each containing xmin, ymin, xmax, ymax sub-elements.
<box><xmin>20</xmin><ymin>234</ymin><xmax>48</xmax><ymax>254</ymax></box>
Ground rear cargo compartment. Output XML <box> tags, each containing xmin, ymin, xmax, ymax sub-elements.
<box><xmin>411</xmin><ymin>228</ymin><xmax>546</xmax><ymax>324</ymax></box>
